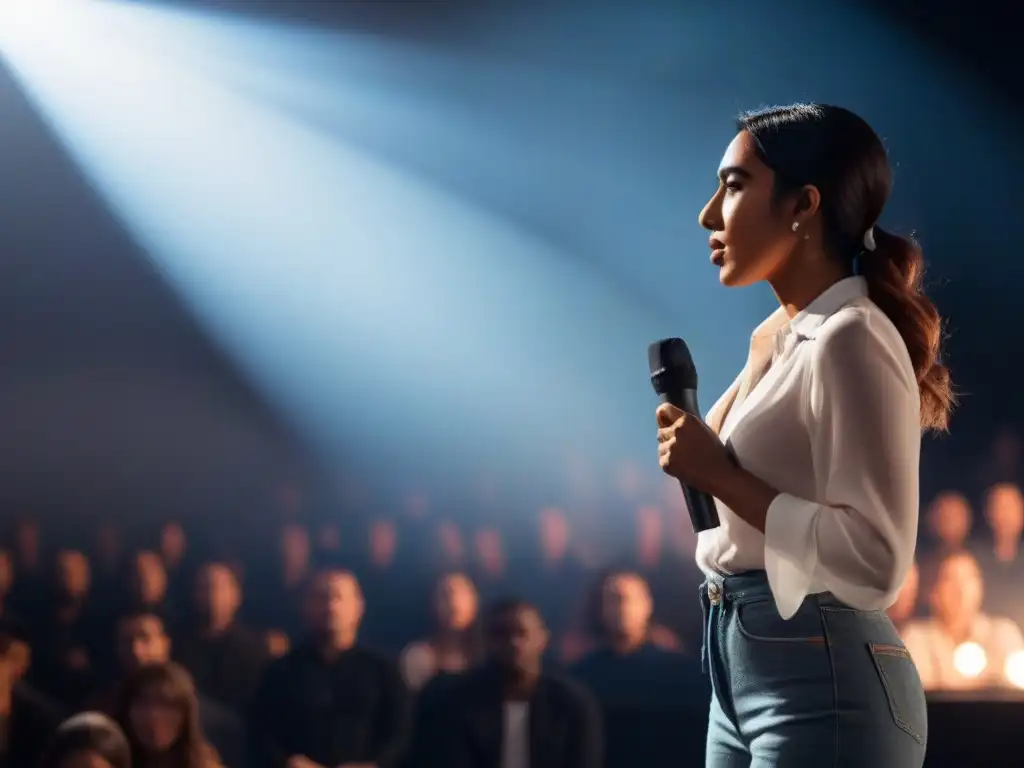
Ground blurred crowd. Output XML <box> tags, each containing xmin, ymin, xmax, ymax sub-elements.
<box><xmin>2</xmin><ymin>432</ymin><xmax>1024</xmax><ymax>768</ymax></box>
<box><xmin>890</xmin><ymin>482</ymin><xmax>1024</xmax><ymax>691</ymax></box>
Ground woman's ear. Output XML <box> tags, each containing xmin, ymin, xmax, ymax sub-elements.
<box><xmin>793</xmin><ymin>184</ymin><xmax>822</xmax><ymax>220</ymax></box>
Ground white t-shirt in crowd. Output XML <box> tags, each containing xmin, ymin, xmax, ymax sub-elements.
<box><xmin>501</xmin><ymin>701</ymin><xmax>530</xmax><ymax>768</ymax></box>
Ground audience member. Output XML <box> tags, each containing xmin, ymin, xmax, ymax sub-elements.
<box><xmin>470</xmin><ymin>527</ymin><xmax>508</xmax><ymax>601</ymax></box>
<box><xmin>175</xmin><ymin>562</ymin><xmax>267</xmax><ymax>716</ymax></box>
<box><xmin>91</xmin><ymin>610</ymin><xmax>244</xmax><ymax>767</ymax></box>
<box><xmin>433</xmin><ymin>598</ymin><xmax>602</xmax><ymax>768</ymax></box>
<box><xmin>91</xmin><ymin>611</ymin><xmax>171</xmax><ymax>712</ymax></box>
<box><xmin>976</xmin><ymin>483</ymin><xmax>1024</xmax><ymax>629</ymax></box>
<box><xmin>9</xmin><ymin>518</ymin><xmax>45</xmax><ymax>624</ymax></box>
<box><xmin>902</xmin><ymin>552</ymin><xmax>1024</xmax><ymax>690</ymax></box>
<box><xmin>40</xmin><ymin>711</ymin><xmax>131</xmax><ymax>768</ymax></box>
<box><xmin>158</xmin><ymin>521</ymin><xmax>191</xmax><ymax>607</ymax></box>
<box><xmin>433</xmin><ymin>520</ymin><xmax>466</xmax><ymax>572</ymax></box>
<box><xmin>522</xmin><ymin>508</ymin><xmax>588</xmax><ymax>640</ymax></box>
<box><xmin>929</xmin><ymin>492</ymin><xmax>974</xmax><ymax>553</ymax></box>
<box><xmin>917</xmin><ymin>492</ymin><xmax>975</xmax><ymax>613</ymax></box>
<box><xmin>619</xmin><ymin>507</ymin><xmax>696</xmax><ymax>647</ymax></box>
<box><xmin>29</xmin><ymin>549</ymin><xmax>104</xmax><ymax>708</ymax></box>
<box><xmin>571</xmin><ymin>570</ymin><xmax>687</xmax><ymax>699</ymax></box>
<box><xmin>399</xmin><ymin>571</ymin><xmax>482</xmax><ymax>691</ymax></box>
<box><xmin>358</xmin><ymin>517</ymin><xmax>420</xmax><ymax>652</ymax></box>
<box><xmin>114</xmin><ymin>662</ymin><xmax>222</xmax><ymax>768</ymax></box>
<box><xmin>0</xmin><ymin>617</ymin><xmax>63</xmax><ymax>767</ymax></box>
<box><xmin>570</xmin><ymin>571</ymin><xmax>696</xmax><ymax>768</ymax></box>
<box><xmin>255</xmin><ymin>523</ymin><xmax>310</xmax><ymax>642</ymax></box>
<box><xmin>159</xmin><ymin>523</ymin><xmax>189</xmax><ymax>577</ymax></box>
<box><xmin>249</xmin><ymin>566</ymin><xmax>411</xmax><ymax>768</ymax></box>
<box><xmin>124</xmin><ymin>553</ymin><xmax>173</xmax><ymax>629</ymax></box>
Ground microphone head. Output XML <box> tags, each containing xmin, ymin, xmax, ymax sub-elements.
<box><xmin>648</xmin><ymin>337</ymin><xmax>698</xmax><ymax>393</ymax></box>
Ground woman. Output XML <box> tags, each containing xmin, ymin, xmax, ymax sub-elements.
<box><xmin>399</xmin><ymin>571</ymin><xmax>482</xmax><ymax>691</ymax></box>
<box><xmin>40</xmin><ymin>712</ymin><xmax>132</xmax><ymax>768</ymax></box>
<box><xmin>114</xmin><ymin>663</ymin><xmax>221</xmax><ymax>768</ymax></box>
<box><xmin>656</xmin><ymin>103</ymin><xmax>952</xmax><ymax>766</ymax></box>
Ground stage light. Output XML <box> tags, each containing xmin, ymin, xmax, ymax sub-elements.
<box><xmin>953</xmin><ymin>642</ymin><xmax>987</xmax><ymax>679</ymax></box>
<box><xmin>1003</xmin><ymin>650</ymin><xmax>1024</xmax><ymax>689</ymax></box>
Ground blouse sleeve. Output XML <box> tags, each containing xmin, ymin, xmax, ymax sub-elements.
<box><xmin>763</xmin><ymin>310</ymin><xmax>921</xmax><ymax>620</ymax></box>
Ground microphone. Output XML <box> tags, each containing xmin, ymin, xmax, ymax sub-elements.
<box><xmin>648</xmin><ymin>337</ymin><xmax>721</xmax><ymax>532</ymax></box>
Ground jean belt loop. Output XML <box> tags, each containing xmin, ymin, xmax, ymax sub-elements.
<box><xmin>699</xmin><ymin>584</ymin><xmax>710</xmax><ymax>674</ymax></box>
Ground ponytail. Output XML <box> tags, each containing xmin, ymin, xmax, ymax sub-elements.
<box><xmin>860</xmin><ymin>227</ymin><xmax>954</xmax><ymax>431</ymax></box>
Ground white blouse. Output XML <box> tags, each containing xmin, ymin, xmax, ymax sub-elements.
<box><xmin>698</xmin><ymin>276</ymin><xmax>921</xmax><ymax>620</ymax></box>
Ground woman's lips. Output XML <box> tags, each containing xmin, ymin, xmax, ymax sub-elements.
<box><xmin>709</xmin><ymin>236</ymin><xmax>725</xmax><ymax>265</ymax></box>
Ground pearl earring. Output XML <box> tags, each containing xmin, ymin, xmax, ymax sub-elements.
<box><xmin>791</xmin><ymin>222</ymin><xmax>799</xmax><ymax>232</ymax></box>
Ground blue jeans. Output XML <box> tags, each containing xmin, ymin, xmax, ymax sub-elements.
<box><xmin>701</xmin><ymin>571</ymin><xmax>927</xmax><ymax>767</ymax></box>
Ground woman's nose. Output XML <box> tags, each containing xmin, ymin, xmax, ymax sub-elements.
<box><xmin>698</xmin><ymin>190</ymin><xmax>722</xmax><ymax>232</ymax></box>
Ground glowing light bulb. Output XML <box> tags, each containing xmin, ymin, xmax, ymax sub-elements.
<box><xmin>1004</xmin><ymin>650</ymin><xmax>1024</xmax><ymax>689</ymax></box>
<box><xmin>953</xmin><ymin>641</ymin><xmax>987</xmax><ymax>679</ymax></box>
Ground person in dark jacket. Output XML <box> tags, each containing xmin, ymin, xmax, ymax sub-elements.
<box><xmin>430</xmin><ymin>598</ymin><xmax>602</xmax><ymax>768</ymax></box>
<box><xmin>88</xmin><ymin>609</ymin><xmax>245</xmax><ymax>767</ymax></box>
<box><xmin>249</xmin><ymin>565</ymin><xmax>411</xmax><ymax>768</ymax></box>
<box><xmin>569</xmin><ymin>570</ymin><xmax>700</xmax><ymax>768</ymax></box>
<box><xmin>175</xmin><ymin>560</ymin><xmax>268</xmax><ymax>715</ymax></box>
<box><xmin>0</xmin><ymin>619</ymin><xmax>63</xmax><ymax>768</ymax></box>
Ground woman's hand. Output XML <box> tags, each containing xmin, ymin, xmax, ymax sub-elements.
<box><xmin>656</xmin><ymin>403</ymin><xmax>736</xmax><ymax>495</ymax></box>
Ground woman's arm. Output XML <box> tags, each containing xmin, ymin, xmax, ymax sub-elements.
<box><xmin>705</xmin><ymin>467</ymin><xmax>777</xmax><ymax>535</ymax></box>
<box><xmin>715</xmin><ymin>312</ymin><xmax>921</xmax><ymax>619</ymax></box>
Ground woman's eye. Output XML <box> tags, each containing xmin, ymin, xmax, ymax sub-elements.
<box><xmin>724</xmin><ymin>181</ymin><xmax>742</xmax><ymax>192</ymax></box>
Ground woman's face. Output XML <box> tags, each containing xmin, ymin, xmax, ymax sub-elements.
<box><xmin>58</xmin><ymin>751</ymin><xmax>114</xmax><ymax>768</ymax></box>
<box><xmin>698</xmin><ymin>130</ymin><xmax>797</xmax><ymax>287</ymax></box>
<box><xmin>128</xmin><ymin>684</ymin><xmax>184</xmax><ymax>752</ymax></box>
<box><xmin>436</xmin><ymin>574</ymin><xmax>477</xmax><ymax>630</ymax></box>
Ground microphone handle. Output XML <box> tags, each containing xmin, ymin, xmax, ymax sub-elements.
<box><xmin>662</xmin><ymin>389</ymin><xmax>721</xmax><ymax>532</ymax></box>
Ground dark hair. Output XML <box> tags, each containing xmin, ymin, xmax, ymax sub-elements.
<box><xmin>0</xmin><ymin>616</ymin><xmax>31</xmax><ymax>649</ymax></box>
<box><xmin>115</xmin><ymin>662</ymin><xmax>220</xmax><ymax>768</ymax></box>
<box><xmin>485</xmin><ymin>597</ymin><xmax>541</xmax><ymax>626</ymax></box>
<box><xmin>40</xmin><ymin>712</ymin><xmax>132</xmax><ymax>768</ymax></box>
<box><xmin>300</xmin><ymin>562</ymin><xmax>361</xmax><ymax>597</ymax></box>
<box><xmin>738</xmin><ymin>103</ymin><xmax>953</xmax><ymax>431</ymax></box>
<box><xmin>116</xmin><ymin>608</ymin><xmax>166</xmax><ymax>634</ymax></box>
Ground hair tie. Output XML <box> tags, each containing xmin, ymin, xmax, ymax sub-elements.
<box><xmin>863</xmin><ymin>226</ymin><xmax>877</xmax><ymax>252</ymax></box>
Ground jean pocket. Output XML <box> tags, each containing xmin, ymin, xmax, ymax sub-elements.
<box><xmin>734</xmin><ymin>597</ymin><xmax>827</xmax><ymax>644</ymax></box>
<box><xmin>868</xmin><ymin>643</ymin><xmax>927</xmax><ymax>745</ymax></box>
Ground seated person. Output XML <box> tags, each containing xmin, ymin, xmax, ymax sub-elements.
<box><xmin>902</xmin><ymin>552</ymin><xmax>1024</xmax><ymax>691</ymax></box>
<box><xmin>399</xmin><ymin>571</ymin><xmax>482</xmax><ymax>691</ymax></box>
<box><xmin>431</xmin><ymin>598</ymin><xmax>601</xmax><ymax>768</ymax></box>
<box><xmin>88</xmin><ymin>609</ymin><xmax>245</xmax><ymax>766</ymax></box>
